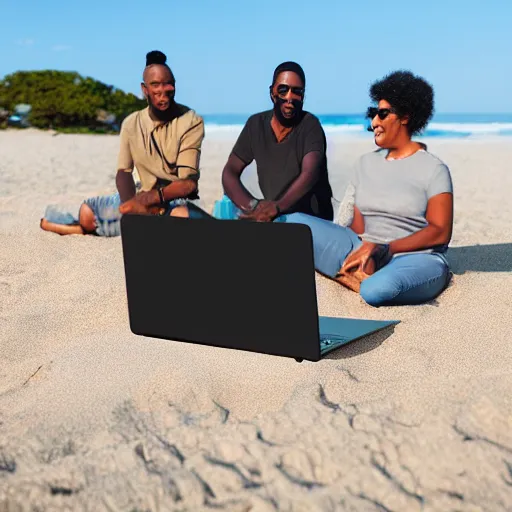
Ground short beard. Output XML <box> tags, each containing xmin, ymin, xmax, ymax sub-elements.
<box><xmin>272</xmin><ymin>96</ymin><xmax>304</xmax><ymax>128</ymax></box>
<box><xmin>147</xmin><ymin>94</ymin><xmax>176</xmax><ymax>121</ymax></box>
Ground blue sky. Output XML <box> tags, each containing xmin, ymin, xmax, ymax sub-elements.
<box><xmin>1</xmin><ymin>0</ymin><xmax>509</xmax><ymax>114</ymax></box>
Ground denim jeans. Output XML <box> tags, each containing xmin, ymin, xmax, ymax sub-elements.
<box><xmin>279</xmin><ymin>212</ymin><xmax>451</xmax><ymax>307</ymax></box>
<box><xmin>45</xmin><ymin>193</ymin><xmax>188</xmax><ymax>237</ymax></box>
<box><xmin>83</xmin><ymin>193</ymin><xmax>123</xmax><ymax>236</ymax></box>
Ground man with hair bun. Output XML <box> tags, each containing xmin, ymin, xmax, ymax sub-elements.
<box><xmin>116</xmin><ymin>50</ymin><xmax>205</xmax><ymax>218</ymax></box>
<box><xmin>39</xmin><ymin>50</ymin><xmax>205</xmax><ymax>236</ymax></box>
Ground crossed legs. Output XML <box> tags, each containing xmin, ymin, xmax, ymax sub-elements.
<box><xmin>280</xmin><ymin>213</ymin><xmax>451</xmax><ymax>307</ymax></box>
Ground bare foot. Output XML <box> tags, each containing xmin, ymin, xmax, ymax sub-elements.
<box><xmin>335</xmin><ymin>271</ymin><xmax>363</xmax><ymax>292</ymax></box>
<box><xmin>334</xmin><ymin>256</ymin><xmax>376</xmax><ymax>293</ymax></box>
<box><xmin>335</xmin><ymin>269</ymin><xmax>370</xmax><ymax>293</ymax></box>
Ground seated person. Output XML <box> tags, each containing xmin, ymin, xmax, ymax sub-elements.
<box><xmin>41</xmin><ymin>193</ymin><xmax>124</xmax><ymax>236</ymax></box>
<box><xmin>117</xmin><ymin>50</ymin><xmax>204</xmax><ymax>217</ymax></box>
<box><xmin>279</xmin><ymin>70</ymin><xmax>454</xmax><ymax>307</ymax></box>
<box><xmin>40</xmin><ymin>49</ymin><xmax>204</xmax><ymax>236</ymax></box>
<box><xmin>40</xmin><ymin>190</ymin><xmax>166</xmax><ymax>236</ymax></box>
<box><xmin>219</xmin><ymin>61</ymin><xmax>334</xmax><ymax>222</ymax></box>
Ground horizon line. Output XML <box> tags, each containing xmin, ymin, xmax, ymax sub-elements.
<box><xmin>199</xmin><ymin>112</ymin><xmax>512</xmax><ymax>117</ymax></box>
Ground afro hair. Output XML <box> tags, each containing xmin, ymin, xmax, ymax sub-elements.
<box><xmin>369</xmin><ymin>70</ymin><xmax>434</xmax><ymax>135</ymax></box>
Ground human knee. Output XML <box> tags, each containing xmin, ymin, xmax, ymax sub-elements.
<box><xmin>40</xmin><ymin>218</ymin><xmax>50</xmax><ymax>231</ymax></box>
<box><xmin>170</xmin><ymin>205</ymin><xmax>189</xmax><ymax>218</ymax></box>
<box><xmin>79</xmin><ymin>203</ymin><xmax>97</xmax><ymax>232</ymax></box>
<box><xmin>282</xmin><ymin>212</ymin><xmax>310</xmax><ymax>224</ymax></box>
<box><xmin>360</xmin><ymin>278</ymin><xmax>399</xmax><ymax>307</ymax></box>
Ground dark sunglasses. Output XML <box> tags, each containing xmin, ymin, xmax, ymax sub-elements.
<box><xmin>366</xmin><ymin>107</ymin><xmax>396</xmax><ymax>120</ymax></box>
<box><xmin>276</xmin><ymin>84</ymin><xmax>305</xmax><ymax>98</ymax></box>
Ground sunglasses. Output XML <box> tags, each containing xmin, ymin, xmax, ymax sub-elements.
<box><xmin>276</xmin><ymin>84</ymin><xmax>305</xmax><ymax>98</ymax></box>
<box><xmin>366</xmin><ymin>107</ymin><xmax>396</xmax><ymax>120</ymax></box>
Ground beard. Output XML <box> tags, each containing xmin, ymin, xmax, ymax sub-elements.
<box><xmin>147</xmin><ymin>92</ymin><xmax>176</xmax><ymax>121</ymax></box>
<box><xmin>272</xmin><ymin>96</ymin><xmax>304</xmax><ymax>128</ymax></box>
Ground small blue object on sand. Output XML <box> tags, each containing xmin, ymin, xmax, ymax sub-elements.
<box><xmin>212</xmin><ymin>195</ymin><xmax>242</xmax><ymax>220</ymax></box>
<box><xmin>212</xmin><ymin>194</ymin><xmax>285</xmax><ymax>222</ymax></box>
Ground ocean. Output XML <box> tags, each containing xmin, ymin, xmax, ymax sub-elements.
<box><xmin>202</xmin><ymin>113</ymin><xmax>512</xmax><ymax>138</ymax></box>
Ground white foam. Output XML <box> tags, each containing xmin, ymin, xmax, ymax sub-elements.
<box><xmin>428</xmin><ymin>122</ymin><xmax>512</xmax><ymax>134</ymax></box>
<box><xmin>203</xmin><ymin>121</ymin><xmax>512</xmax><ymax>137</ymax></box>
<box><xmin>205</xmin><ymin>124</ymin><xmax>244</xmax><ymax>133</ymax></box>
<box><xmin>322</xmin><ymin>124</ymin><xmax>366</xmax><ymax>133</ymax></box>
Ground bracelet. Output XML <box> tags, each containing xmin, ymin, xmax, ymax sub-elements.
<box><xmin>244</xmin><ymin>198</ymin><xmax>260</xmax><ymax>212</ymax></box>
<box><xmin>157</xmin><ymin>187</ymin><xmax>165</xmax><ymax>205</ymax></box>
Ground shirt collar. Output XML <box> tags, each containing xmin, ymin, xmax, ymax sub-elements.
<box><xmin>141</xmin><ymin>106</ymin><xmax>169</xmax><ymax>132</ymax></box>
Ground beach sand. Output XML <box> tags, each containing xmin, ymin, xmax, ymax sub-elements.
<box><xmin>0</xmin><ymin>129</ymin><xmax>511</xmax><ymax>511</ymax></box>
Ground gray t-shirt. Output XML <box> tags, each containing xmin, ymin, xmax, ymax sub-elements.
<box><xmin>352</xmin><ymin>149</ymin><xmax>453</xmax><ymax>252</ymax></box>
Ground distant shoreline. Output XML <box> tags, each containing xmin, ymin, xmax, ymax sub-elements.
<box><xmin>3</xmin><ymin>126</ymin><xmax>512</xmax><ymax>144</ymax></box>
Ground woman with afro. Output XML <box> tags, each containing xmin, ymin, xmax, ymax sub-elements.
<box><xmin>281</xmin><ymin>70</ymin><xmax>454</xmax><ymax>307</ymax></box>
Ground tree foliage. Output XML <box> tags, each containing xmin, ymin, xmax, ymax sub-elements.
<box><xmin>0</xmin><ymin>70</ymin><xmax>146</xmax><ymax>131</ymax></box>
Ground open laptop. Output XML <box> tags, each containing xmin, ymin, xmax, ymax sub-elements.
<box><xmin>120</xmin><ymin>207</ymin><xmax>399</xmax><ymax>362</ymax></box>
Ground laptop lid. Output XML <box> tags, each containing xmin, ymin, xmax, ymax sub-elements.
<box><xmin>120</xmin><ymin>214</ymin><xmax>322</xmax><ymax>361</ymax></box>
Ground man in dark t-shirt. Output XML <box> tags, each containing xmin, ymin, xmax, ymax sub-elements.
<box><xmin>221</xmin><ymin>61</ymin><xmax>334</xmax><ymax>221</ymax></box>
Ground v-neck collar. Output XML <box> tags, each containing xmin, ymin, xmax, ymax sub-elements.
<box><xmin>268</xmin><ymin>111</ymin><xmax>297</xmax><ymax>145</ymax></box>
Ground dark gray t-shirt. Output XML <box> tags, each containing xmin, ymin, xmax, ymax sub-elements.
<box><xmin>232</xmin><ymin>110</ymin><xmax>334</xmax><ymax>220</ymax></box>
<box><xmin>352</xmin><ymin>149</ymin><xmax>453</xmax><ymax>252</ymax></box>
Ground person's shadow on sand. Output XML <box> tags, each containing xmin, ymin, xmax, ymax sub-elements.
<box><xmin>446</xmin><ymin>243</ymin><xmax>512</xmax><ymax>274</ymax></box>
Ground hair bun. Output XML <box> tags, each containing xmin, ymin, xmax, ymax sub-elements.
<box><xmin>146</xmin><ymin>50</ymin><xmax>167</xmax><ymax>66</ymax></box>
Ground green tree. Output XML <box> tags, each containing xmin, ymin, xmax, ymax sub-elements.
<box><xmin>0</xmin><ymin>70</ymin><xmax>146</xmax><ymax>131</ymax></box>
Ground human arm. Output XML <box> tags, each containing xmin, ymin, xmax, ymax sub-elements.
<box><xmin>221</xmin><ymin>152</ymin><xmax>255</xmax><ymax>210</ymax></box>
<box><xmin>120</xmin><ymin>116</ymin><xmax>204</xmax><ymax>212</ymax></box>
<box><xmin>276</xmin><ymin>150</ymin><xmax>323</xmax><ymax>212</ymax></box>
<box><xmin>276</xmin><ymin>121</ymin><xmax>328</xmax><ymax>214</ymax></box>
<box><xmin>123</xmin><ymin>179</ymin><xmax>198</xmax><ymax>211</ymax></box>
<box><xmin>241</xmin><ymin>121</ymin><xmax>328</xmax><ymax>222</ymax></box>
<box><xmin>349</xmin><ymin>205</ymin><xmax>365</xmax><ymax>235</ymax></box>
<box><xmin>341</xmin><ymin>192</ymin><xmax>453</xmax><ymax>273</ymax></box>
<box><xmin>341</xmin><ymin>160</ymin><xmax>454</xmax><ymax>273</ymax></box>
<box><xmin>116</xmin><ymin>171</ymin><xmax>136</xmax><ymax>203</ymax></box>
<box><xmin>239</xmin><ymin>150</ymin><xmax>324</xmax><ymax>222</ymax></box>
<box><xmin>388</xmin><ymin>192</ymin><xmax>453</xmax><ymax>255</ymax></box>
<box><xmin>387</xmin><ymin>162</ymin><xmax>454</xmax><ymax>256</ymax></box>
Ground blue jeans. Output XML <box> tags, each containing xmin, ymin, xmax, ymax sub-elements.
<box><xmin>83</xmin><ymin>193</ymin><xmax>123</xmax><ymax>236</ymax></box>
<box><xmin>280</xmin><ymin>212</ymin><xmax>451</xmax><ymax>307</ymax></box>
<box><xmin>45</xmin><ymin>193</ymin><xmax>188</xmax><ymax>237</ymax></box>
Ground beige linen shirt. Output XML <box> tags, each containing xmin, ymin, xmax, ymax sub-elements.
<box><xmin>117</xmin><ymin>105</ymin><xmax>204</xmax><ymax>192</ymax></box>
